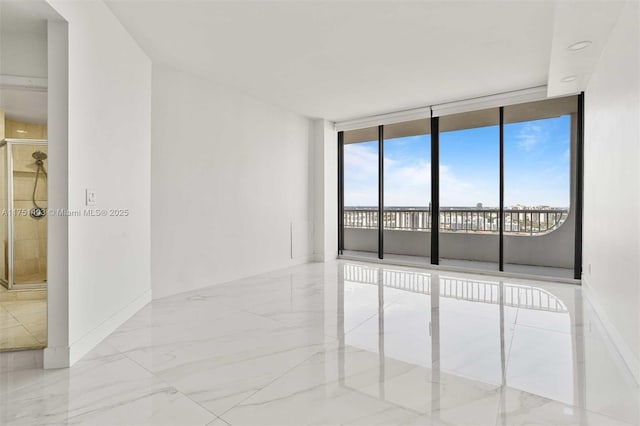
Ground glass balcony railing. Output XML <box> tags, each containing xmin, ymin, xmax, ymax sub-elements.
<box><xmin>344</xmin><ymin>207</ymin><xmax>568</xmax><ymax>235</ymax></box>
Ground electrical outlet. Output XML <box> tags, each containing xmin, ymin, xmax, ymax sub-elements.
<box><xmin>86</xmin><ymin>189</ymin><xmax>97</xmax><ymax>206</ymax></box>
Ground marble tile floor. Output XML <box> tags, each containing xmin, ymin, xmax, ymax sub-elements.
<box><xmin>0</xmin><ymin>287</ymin><xmax>47</xmax><ymax>351</ymax></box>
<box><xmin>341</xmin><ymin>250</ymin><xmax>575</xmax><ymax>281</ymax></box>
<box><xmin>1</xmin><ymin>260</ymin><xmax>638</xmax><ymax>425</ymax></box>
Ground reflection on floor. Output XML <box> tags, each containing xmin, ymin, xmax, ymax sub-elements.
<box><xmin>342</xmin><ymin>249</ymin><xmax>575</xmax><ymax>280</ymax></box>
<box><xmin>0</xmin><ymin>286</ymin><xmax>47</xmax><ymax>351</ymax></box>
<box><xmin>1</xmin><ymin>260</ymin><xmax>637</xmax><ymax>425</ymax></box>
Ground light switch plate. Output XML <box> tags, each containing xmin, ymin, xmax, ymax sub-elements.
<box><xmin>86</xmin><ymin>189</ymin><xmax>96</xmax><ymax>206</ymax></box>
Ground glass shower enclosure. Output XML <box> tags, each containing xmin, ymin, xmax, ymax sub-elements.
<box><xmin>0</xmin><ymin>138</ymin><xmax>48</xmax><ymax>290</ymax></box>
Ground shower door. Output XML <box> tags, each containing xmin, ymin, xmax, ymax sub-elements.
<box><xmin>0</xmin><ymin>143</ymin><xmax>7</xmax><ymax>286</ymax></box>
<box><xmin>1</xmin><ymin>139</ymin><xmax>48</xmax><ymax>289</ymax></box>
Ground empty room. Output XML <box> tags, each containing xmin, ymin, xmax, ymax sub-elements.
<box><xmin>0</xmin><ymin>0</ymin><xmax>638</xmax><ymax>425</ymax></box>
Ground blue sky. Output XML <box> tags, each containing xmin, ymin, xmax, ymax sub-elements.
<box><xmin>344</xmin><ymin>115</ymin><xmax>570</xmax><ymax>208</ymax></box>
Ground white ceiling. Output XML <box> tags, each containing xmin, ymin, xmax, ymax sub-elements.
<box><xmin>547</xmin><ymin>1</ymin><xmax>625</xmax><ymax>97</ymax></box>
<box><xmin>0</xmin><ymin>0</ymin><xmax>613</xmax><ymax>124</ymax></box>
<box><xmin>0</xmin><ymin>1</ymin><xmax>626</xmax><ymax>125</ymax></box>
<box><xmin>0</xmin><ymin>87</ymin><xmax>47</xmax><ymax>124</ymax></box>
<box><xmin>0</xmin><ymin>0</ymin><xmax>57</xmax><ymax>124</ymax></box>
<box><xmin>105</xmin><ymin>1</ymin><xmax>558</xmax><ymax>121</ymax></box>
<box><xmin>0</xmin><ymin>0</ymin><xmax>50</xmax><ymax>35</ymax></box>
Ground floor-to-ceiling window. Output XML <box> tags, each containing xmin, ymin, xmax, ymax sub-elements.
<box><xmin>338</xmin><ymin>94</ymin><xmax>581</xmax><ymax>280</ymax></box>
<box><xmin>503</xmin><ymin>97</ymin><xmax>577</xmax><ymax>277</ymax></box>
<box><xmin>439</xmin><ymin>108</ymin><xmax>500</xmax><ymax>270</ymax></box>
<box><xmin>383</xmin><ymin>119</ymin><xmax>431</xmax><ymax>263</ymax></box>
<box><xmin>342</xmin><ymin>126</ymin><xmax>379</xmax><ymax>256</ymax></box>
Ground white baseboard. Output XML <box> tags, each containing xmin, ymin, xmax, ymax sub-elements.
<box><xmin>312</xmin><ymin>251</ymin><xmax>338</xmax><ymax>262</ymax></box>
<box><xmin>44</xmin><ymin>289</ymin><xmax>152</xmax><ymax>369</ymax></box>
<box><xmin>69</xmin><ymin>289</ymin><xmax>152</xmax><ymax>365</ymax></box>
<box><xmin>292</xmin><ymin>255</ymin><xmax>316</xmax><ymax>265</ymax></box>
<box><xmin>582</xmin><ymin>276</ymin><xmax>640</xmax><ymax>385</ymax></box>
<box><xmin>43</xmin><ymin>346</ymin><xmax>70</xmax><ymax>369</ymax></box>
<box><xmin>154</xmin><ymin>256</ymin><xmax>318</xmax><ymax>300</ymax></box>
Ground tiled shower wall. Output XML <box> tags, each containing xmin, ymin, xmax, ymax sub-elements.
<box><xmin>12</xmin><ymin>145</ymin><xmax>47</xmax><ymax>284</ymax></box>
<box><xmin>0</xmin><ymin>117</ymin><xmax>48</xmax><ymax>286</ymax></box>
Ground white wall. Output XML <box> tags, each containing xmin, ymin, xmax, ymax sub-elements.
<box><xmin>313</xmin><ymin>119</ymin><xmax>337</xmax><ymax>262</ymax></box>
<box><xmin>44</xmin><ymin>0</ymin><xmax>151</xmax><ymax>367</ymax></box>
<box><xmin>0</xmin><ymin>31</ymin><xmax>48</xmax><ymax>78</ymax></box>
<box><xmin>44</xmin><ymin>19</ymin><xmax>68</xmax><ymax>368</ymax></box>
<box><xmin>583</xmin><ymin>0</ymin><xmax>639</xmax><ymax>382</ymax></box>
<box><xmin>151</xmin><ymin>65</ymin><xmax>314</xmax><ymax>299</ymax></box>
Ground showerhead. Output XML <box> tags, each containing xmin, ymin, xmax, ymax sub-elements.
<box><xmin>32</xmin><ymin>151</ymin><xmax>47</xmax><ymax>161</ymax></box>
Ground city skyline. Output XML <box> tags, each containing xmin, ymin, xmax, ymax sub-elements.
<box><xmin>344</xmin><ymin>115</ymin><xmax>571</xmax><ymax>208</ymax></box>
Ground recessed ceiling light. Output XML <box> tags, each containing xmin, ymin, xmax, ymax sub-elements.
<box><xmin>561</xmin><ymin>75</ymin><xmax>577</xmax><ymax>83</ymax></box>
<box><xmin>568</xmin><ymin>41</ymin><xmax>592</xmax><ymax>51</ymax></box>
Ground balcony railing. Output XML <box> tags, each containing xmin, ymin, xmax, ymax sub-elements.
<box><xmin>344</xmin><ymin>207</ymin><xmax>568</xmax><ymax>235</ymax></box>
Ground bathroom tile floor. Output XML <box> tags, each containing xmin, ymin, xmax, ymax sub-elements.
<box><xmin>1</xmin><ymin>260</ymin><xmax>638</xmax><ymax>425</ymax></box>
<box><xmin>0</xmin><ymin>287</ymin><xmax>47</xmax><ymax>351</ymax></box>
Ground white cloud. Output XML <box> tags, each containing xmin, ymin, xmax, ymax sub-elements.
<box><xmin>344</xmin><ymin>144</ymin><xmax>379</xmax><ymax>206</ymax></box>
<box><xmin>516</xmin><ymin>122</ymin><xmax>547</xmax><ymax>151</ymax></box>
<box><xmin>344</xmin><ymin>144</ymin><xmax>378</xmax><ymax>182</ymax></box>
<box><xmin>384</xmin><ymin>160</ymin><xmax>431</xmax><ymax>206</ymax></box>
<box><xmin>344</xmin><ymin>142</ymin><xmax>497</xmax><ymax>206</ymax></box>
<box><xmin>439</xmin><ymin>164</ymin><xmax>479</xmax><ymax>206</ymax></box>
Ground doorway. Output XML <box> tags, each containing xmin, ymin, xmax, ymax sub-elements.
<box><xmin>0</xmin><ymin>1</ymin><xmax>50</xmax><ymax>352</ymax></box>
